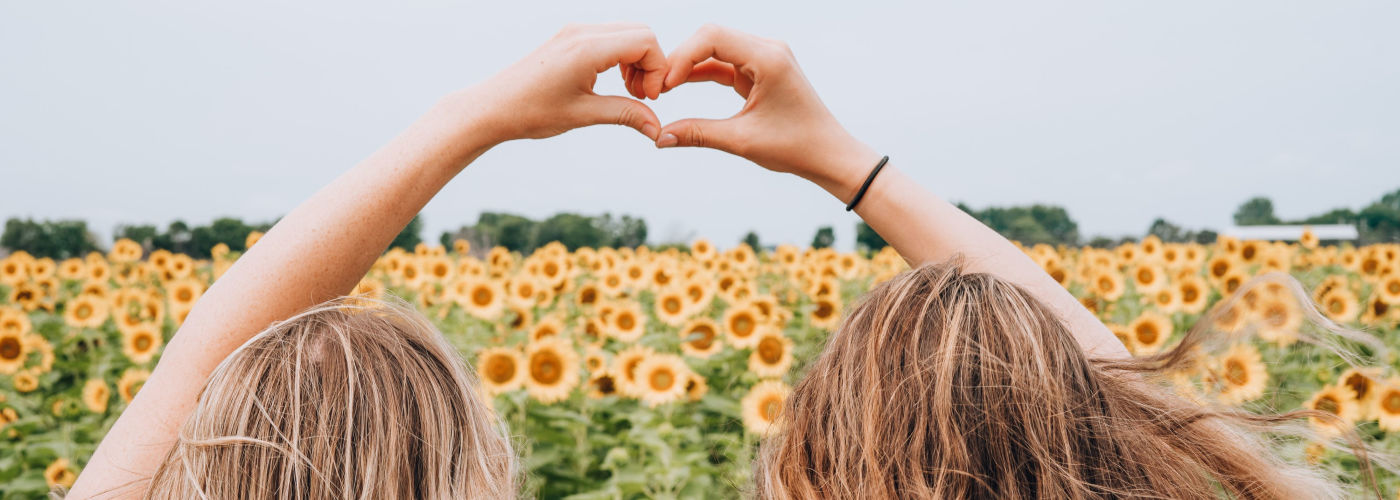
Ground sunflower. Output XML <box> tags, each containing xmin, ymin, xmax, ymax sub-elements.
<box><xmin>586</xmin><ymin>371</ymin><xmax>620</xmax><ymax>399</ymax></box>
<box><xmin>1131</xmin><ymin>265</ymin><xmax>1165</xmax><ymax>294</ymax></box>
<box><xmin>749</xmin><ymin>332</ymin><xmax>794</xmax><ymax>378</ymax></box>
<box><xmin>0</xmin><ymin>328</ymin><xmax>28</xmax><ymax>375</ymax></box>
<box><xmin>530</xmin><ymin>316</ymin><xmax>565</xmax><ymax>341</ymax></box>
<box><xmin>165</xmin><ymin>278</ymin><xmax>204</xmax><ymax>311</ymax></box>
<box><xmin>1151</xmin><ymin>287</ymin><xmax>1180</xmax><ymax>314</ymax></box>
<box><xmin>109</xmin><ymin>238</ymin><xmax>144</xmax><ymax>263</ymax></box>
<box><xmin>114</xmin><ymin>368</ymin><xmax>151</xmax><ymax>404</ymax></box>
<box><xmin>634</xmin><ymin>354</ymin><xmax>690</xmax><ymax>407</ymax></box>
<box><xmin>684</xmin><ymin>372</ymin><xmax>709</xmax><ymax>402</ymax></box>
<box><xmin>1254</xmin><ymin>297</ymin><xmax>1302</xmax><ymax>346</ymax></box>
<box><xmin>9</xmin><ymin>282</ymin><xmax>43</xmax><ymax>311</ymax></box>
<box><xmin>575</xmin><ymin>283</ymin><xmax>601</xmax><ymax>308</ymax></box>
<box><xmin>58</xmin><ymin>258</ymin><xmax>86</xmax><ymax>280</ymax></box>
<box><xmin>1212</xmin><ymin>343</ymin><xmax>1267</xmax><ymax>405</ymax></box>
<box><xmin>64</xmin><ymin>295</ymin><xmax>109</xmax><ymax>329</ymax></box>
<box><xmin>1129</xmin><ymin>311</ymin><xmax>1172</xmax><ymax>354</ymax></box>
<box><xmin>690</xmin><ymin>238</ymin><xmax>717</xmax><ymax>260</ymax></box>
<box><xmin>1206</xmin><ymin>255</ymin><xmax>1234</xmax><ymax>283</ymax></box>
<box><xmin>504</xmin><ymin>304</ymin><xmax>533</xmax><ymax>332</ymax></box>
<box><xmin>25</xmin><ymin>334</ymin><xmax>54</xmax><ymax>374</ymax></box>
<box><xmin>0</xmin><ymin>307</ymin><xmax>32</xmax><ymax>337</ymax></box>
<box><xmin>1319</xmin><ymin>288</ymin><xmax>1359</xmax><ymax>324</ymax></box>
<box><xmin>1090</xmin><ymin>269</ymin><xmax>1125</xmax><ymax>302</ymax></box>
<box><xmin>724</xmin><ymin>304</ymin><xmax>765</xmax><ymax>349</ymax></box>
<box><xmin>612</xmin><ymin>344</ymin><xmax>656</xmax><ymax>397</ymax></box>
<box><xmin>599</xmin><ymin>270</ymin><xmax>626</xmax><ymax>297</ymax></box>
<box><xmin>1177</xmin><ymin>275</ymin><xmax>1209</xmax><ymax>314</ymax></box>
<box><xmin>1108</xmin><ymin>324</ymin><xmax>1135</xmax><ymax>353</ymax></box>
<box><xmin>1305</xmin><ymin>385</ymin><xmax>1360</xmax><ymax>436</ymax></box>
<box><xmin>1219</xmin><ymin>271</ymin><xmax>1247</xmax><ymax>296</ymax></box>
<box><xmin>606</xmin><ymin>302</ymin><xmax>645</xmax><ymax>342</ymax></box>
<box><xmin>1377</xmin><ymin>273</ymin><xmax>1400</xmax><ymax>304</ymax></box>
<box><xmin>122</xmin><ymin>324</ymin><xmax>163</xmax><ymax>364</ymax></box>
<box><xmin>83</xmin><ymin>378</ymin><xmax>110</xmax><ymax>413</ymax></box>
<box><xmin>741</xmin><ymin>380</ymin><xmax>790</xmax><ymax>437</ymax></box>
<box><xmin>44</xmin><ymin>458</ymin><xmax>77</xmax><ymax>489</ymax></box>
<box><xmin>681</xmin><ymin>279</ymin><xmax>714</xmax><ymax>311</ymax></box>
<box><xmin>678</xmin><ymin>317</ymin><xmax>723</xmax><ymax>358</ymax></box>
<box><xmin>1338</xmin><ymin>367</ymin><xmax>1382</xmax><ymax>420</ymax></box>
<box><xmin>1212</xmin><ymin>302</ymin><xmax>1247</xmax><ymax>334</ymax></box>
<box><xmin>477</xmin><ymin>347</ymin><xmax>526</xmax><ymax>396</ymax></box>
<box><xmin>13</xmin><ymin>369</ymin><xmax>38</xmax><ymax>392</ymax></box>
<box><xmin>1373</xmin><ymin>377</ymin><xmax>1400</xmax><ymax>432</ymax></box>
<box><xmin>524</xmin><ymin>337</ymin><xmax>579</xmax><ymax>404</ymax></box>
<box><xmin>810</xmin><ymin>296</ymin><xmax>842</xmax><ymax>330</ymax></box>
<box><xmin>583</xmin><ymin>347</ymin><xmax>608</xmax><ymax>374</ymax></box>
<box><xmin>653</xmin><ymin>288</ymin><xmax>691</xmax><ymax>327</ymax></box>
<box><xmin>245</xmin><ymin>230</ymin><xmax>264</xmax><ymax>249</ymax></box>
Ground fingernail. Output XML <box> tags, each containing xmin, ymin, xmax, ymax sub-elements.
<box><xmin>641</xmin><ymin>123</ymin><xmax>658</xmax><ymax>140</ymax></box>
<box><xmin>657</xmin><ymin>133</ymin><xmax>678</xmax><ymax>148</ymax></box>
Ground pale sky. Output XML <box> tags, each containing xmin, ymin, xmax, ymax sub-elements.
<box><xmin>3</xmin><ymin>1</ymin><xmax>1398</xmax><ymax>251</ymax></box>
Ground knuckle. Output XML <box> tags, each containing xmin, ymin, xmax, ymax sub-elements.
<box><xmin>614</xmin><ymin>104</ymin><xmax>640</xmax><ymax>127</ymax></box>
<box><xmin>684</xmin><ymin>125</ymin><xmax>707</xmax><ymax>148</ymax></box>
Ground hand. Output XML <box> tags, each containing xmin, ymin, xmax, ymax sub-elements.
<box><xmin>646</xmin><ymin>24</ymin><xmax>882</xmax><ymax>203</ymax></box>
<box><xmin>464</xmin><ymin>23</ymin><xmax>668</xmax><ymax>145</ymax></box>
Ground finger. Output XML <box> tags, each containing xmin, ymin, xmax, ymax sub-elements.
<box><xmin>577</xmin><ymin>95</ymin><xmax>662</xmax><ymax>140</ymax></box>
<box><xmin>582</xmin><ymin>29</ymin><xmax>668</xmax><ymax>99</ymax></box>
<box><xmin>620</xmin><ymin>65</ymin><xmax>643</xmax><ymax>100</ymax></box>
<box><xmin>656</xmin><ymin>117</ymin><xmax>746</xmax><ymax>154</ymax></box>
<box><xmin>681</xmin><ymin>59</ymin><xmax>755</xmax><ymax>99</ymax></box>
<box><xmin>663</xmin><ymin>24</ymin><xmax>764</xmax><ymax>91</ymax></box>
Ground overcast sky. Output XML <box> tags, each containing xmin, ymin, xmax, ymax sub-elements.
<box><xmin>3</xmin><ymin>1</ymin><xmax>1398</xmax><ymax>250</ymax></box>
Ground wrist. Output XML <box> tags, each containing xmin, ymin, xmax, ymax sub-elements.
<box><xmin>802</xmin><ymin>134</ymin><xmax>881</xmax><ymax>205</ymax></box>
<box><xmin>432</xmin><ymin>88</ymin><xmax>511</xmax><ymax>150</ymax></box>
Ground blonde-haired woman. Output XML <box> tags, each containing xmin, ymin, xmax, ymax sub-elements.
<box><xmin>68</xmin><ymin>23</ymin><xmax>673</xmax><ymax>499</ymax></box>
<box><xmin>647</xmin><ymin>25</ymin><xmax>1376</xmax><ymax>499</ymax></box>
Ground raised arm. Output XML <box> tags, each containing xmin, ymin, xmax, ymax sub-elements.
<box><xmin>647</xmin><ymin>25</ymin><xmax>1128</xmax><ymax>359</ymax></box>
<box><xmin>70</xmin><ymin>23</ymin><xmax>669</xmax><ymax>498</ymax></box>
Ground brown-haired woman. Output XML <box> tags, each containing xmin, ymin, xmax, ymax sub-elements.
<box><xmin>67</xmin><ymin>23</ymin><xmax>677</xmax><ymax>499</ymax></box>
<box><xmin>643</xmin><ymin>24</ymin><xmax>1376</xmax><ymax>499</ymax></box>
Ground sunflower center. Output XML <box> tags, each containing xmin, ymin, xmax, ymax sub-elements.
<box><xmin>530</xmin><ymin>352</ymin><xmax>563</xmax><ymax>385</ymax></box>
<box><xmin>757</xmin><ymin>337</ymin><xmax>784</xmax><ymax>364</ymax></box>
<box><xmin>76</xmin><ymin>304</ymin><xmax>92</xmax><ymax>319</ymax></box>
<box><xmin>594</xmin><ymin>375</ymin><xmax>616</xmax><ymax>395</ymax></box>
<box><xmin>1135</xmin><ymin>324</ymin><xmax>1159</xmax><ymax>345</ymax></box>
<box><xmin>814</xmin><ymin>302</ymin><xmax>833</xmax><ymax>319</ymax></box>
<box><xmin>1211</xmin><ymin>262</ymin><xmax>1229</xmax><ymax>277</ymax></box>
<box><xmin>1328</xmin><ymin>299</ymin><xmax>1344</xmax><ymax>314</ymax></box>
<box><xmin>1388</xmin><ymin>282</ymin><xmax>1400</xmax><ymax>295</ymax></box>
<box><xmin>663</xmin><ymin>297</ymin><xmax>682</xmax><ymax>314</ymax></box>
<box><xmin>759</xmin><ymin>395</ymin><xmax>782</xmax><ymax>421</ymax></box>
<box><xmin>134</xmin><ymin>334</ymin><xmax>152</xmax><ymax>351</ymax></box>
<box><xmin>472</xmin><ymin>288</ymin><xmax>493</xmax><ymax>306</ymax></box>
<box><xmin>1344</xmin><ymin>373</ymin><xmax>1371</xmax><ymax>399</ymax></box>
<box><xmin>1137</xmin><ymin>269</ymin><xmax>1154</xmax><ymax>284</ymax></box>
<box><xmin>687</xmin><ymin>287</ymin><xmax>702</xmax><ymax>301</ymax></box>
<box><xmin>689</xmin><ymin>325</ymin><xmax>715</xmax><ymax>349</ymax></box>
<box><xmin>649</xmin><ymin>369</ymin><xmax>675</xmax><ymax>391</ymax></box>
<box><xmin>1382</xmin><ymin>392</ymin><xmax>1400</xmax><ymax>414</ymax></box>
<box><xmin>1315</xmin><ymin>395</ymin><xmax>1340</xmax><ymax>415</ymax></box>
<box><xmin>0</xmin><ymin>337</ymin><xmax>21</xmax><ymax>360</ymax></box>
<box><xmin>1224</xmin><ymin>359</ymin><xmax>1248</xmax><ymax>386</ymax></box>
<box><xmin>1097</xmin><ymin>277</ymin><xmax>1113</xmax><ymax>291</ymax></box>
<box><xmin>486</xmin><ymin>355</ymin><xmax>517</xmax><ymax>383</ymax></box>
<box><xmin>617</xmin><ymin>313</ymin><xmax>635</xmax><ymax>330</ymax></box>
<box><xmin>580</xmin><ymin>288</ymin><xmax>597</xmax><ymax>304</ymax></box>
<box><xmin>732</xmin><ymin>316</ymin><xmax>754</xmax><ymax>337</ymax></box>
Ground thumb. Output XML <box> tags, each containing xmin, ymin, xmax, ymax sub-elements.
<box><xmin>656</xmin><ymin>117</ymin><xmax>745</xmax><ymax>153</ymax></box>
<box><xmin>577</xmin><ymin>95</ymin><xmax>661</xmax><ymax>141</ymax></box>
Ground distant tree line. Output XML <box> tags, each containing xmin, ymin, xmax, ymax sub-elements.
<box><xmin>438</xmin><ymin>212</ymin><xmax>648</xmax><ymax>255</ymax></box>
<box><xmin>4</xmin><ymin>187</ymin><xmax>1395</xmax><ymax>259</ymax></box>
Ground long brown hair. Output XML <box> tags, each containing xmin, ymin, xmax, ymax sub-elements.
<box><xmin>756</xmin><ymin>261</ymin><xmax>1377</xmax><ymax>499</ymax></box>
<box><xmin>143</xmin><ymin>297</ymin><xmax>516</xmax><ymax>499</ymax></box>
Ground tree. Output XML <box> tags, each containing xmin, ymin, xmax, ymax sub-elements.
<box><xmin>600</xmin><ymin>213</ymin><xmax>648</xmax><ymax>248</ymax></box>
<box><xmin>956</xmin><ymin>203</ymin><xmax>1080</xmax><ymax>246</ymax></box>
<box><xmin>855</xmin><ymin>222</ymin><xmax>886</xmax><ymax>251</ymax></box>
<box><xmin>536</xmin><ymin>213</ymin><xmax>608</xmax><ymax>250</ymax></box>
<box><xmin>1</xmin><ymin>218</ymin><xmax>101</xmax><ymax>259</ymax></box>
<box><xmin>1233</xmin><ymin>197</ymin><xmax>1280</xmax><ymax>226</ymax></box>
<box><xmin>741</xmin><ymin>231</ymin><xmax>761</xmax><ymax>251</ymax></box>
<box><xmin>1146</xmin><ymin>218</ymin><xmax>1189</xmax><ymax>243</ymax></box>
<box><xmin>811</xmin><ymin>226</ymin><xmax>835</xmax><ymax>249</ymax></box>
<box><xmin>389</xmin><ymin>214</ymin><xmax>424</xmax><ymax>251</ymax></box>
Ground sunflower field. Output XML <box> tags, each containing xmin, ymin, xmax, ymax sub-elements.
<box><xmin>1</xmin><ymin>233</ymin><xmax>1400</xmax><ymax>498</ymax></box>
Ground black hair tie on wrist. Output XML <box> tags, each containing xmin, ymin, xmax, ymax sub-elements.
<box><xmin>845</xmin><ymin>155</ymin><xmax>889</xmax><ymax>212</ymax></box>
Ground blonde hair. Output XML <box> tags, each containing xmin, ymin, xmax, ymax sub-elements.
<box><xmin>144</xmin><ymin>296</ymin><xmax>516</xmax><ymax>499</ymax></box>
<box><xmin>756</xmin><ymin>261</ymin><xmax>1378</xmax><ymax>499</ymax></box>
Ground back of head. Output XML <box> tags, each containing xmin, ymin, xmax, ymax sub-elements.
<box><xmin>146</xmin><ymin>297</ymin><xmax>516</xmax><ymax>499</ymax></box>
<box><xmin>756</xmin><ymin>261</ymin><xmax>1344</xmax><ymax>499</ymax></box>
